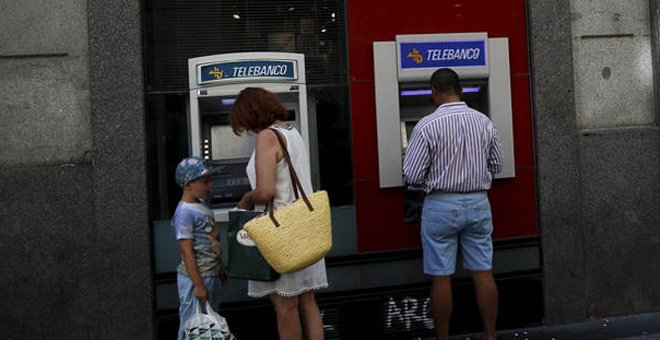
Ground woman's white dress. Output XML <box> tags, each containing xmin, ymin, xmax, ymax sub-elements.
<box><xmin>245</xmin><ymin>124</ymin><xmax>328</xmax><ymax>297</ymax></box>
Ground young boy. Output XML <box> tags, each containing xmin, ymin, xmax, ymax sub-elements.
<box><xmin>172</xmin><ymin>157</ymin><xmax>228</xmax><ymax>340</ymax></box>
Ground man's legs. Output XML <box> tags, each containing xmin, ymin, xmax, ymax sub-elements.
<box><xmin>471</xmin><ymin>270</ymin><xmax>498</xmax><ymax>340</ymax></box>
<box><xmin>431</xmin><ymin>276</ymin><xmax>453</xmax><ymax>340</ymax></box>
<box><xmin>460</xmin><ymin>193</ymin><xmax>497</xmax><ymax>339</ymax></box>
<box><xmin>422</xmin><ymin>193</ymin><xmax>462</xmax><ymax>340</ymax></box>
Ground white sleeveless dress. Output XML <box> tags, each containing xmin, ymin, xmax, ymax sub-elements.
<box><xmin>245</xmin><ymin>124</ymin><xmax>328</xmax><ymax>297</ymax></box>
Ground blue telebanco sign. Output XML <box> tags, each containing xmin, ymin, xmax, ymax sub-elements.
<box><xmin>399</xmin><ymin>40</ymin><xmax>487</xmax><ymax>69</ymax></box>
<box><xmin>199</xmin><ymin>60</ymin><xmax>297</xmax><ymax>84</ymax></box>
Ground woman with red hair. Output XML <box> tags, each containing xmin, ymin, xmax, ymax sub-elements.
<box><xmin>232</xmin><ymin>87</ymin><xmax>328</xmax><ymax>340</ymax></box>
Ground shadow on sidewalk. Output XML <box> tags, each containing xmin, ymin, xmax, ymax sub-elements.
<box><xmin>432</xmin><ymin>312</ymin><xmax>660</xmax><ymax>340</ymax></box>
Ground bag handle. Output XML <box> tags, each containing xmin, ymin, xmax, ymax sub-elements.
<box><xmin>204</xmin><ymin>301</ymin><xmax>215</xmax><ymax>315</ymax></box>
<box><xmin>270</xmin><ymin>127</ymin><xmax>313</xmax><ymax>210</ymax></box>
<box><xmin>266</xmin><ymin>127</ymin><xmax>314</xmax><ymax>227</ymax></box>
<box><xmin>193</xmin><ymin>299</ymin><xmax>216</xmax><ymax>315</ymax></box>
<box><xmin>194</xmin><ymin>299</ymin><xmax>204</xmax><ymax>314</ymax></box>
<box><xmin>271</xmin><ymin>128</ymin><xmax>303</xmax><ymax>200</ymax></box>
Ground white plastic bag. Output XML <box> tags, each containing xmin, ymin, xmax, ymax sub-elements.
<box><xmin>184</xmin><ymin>300</ymin><xmax>236</xmax><ymax>340</ymax></box>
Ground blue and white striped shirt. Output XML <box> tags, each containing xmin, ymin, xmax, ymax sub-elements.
<box><xmin>403</xmin><ymin>102</ymin><xmax>503</xmax><ymax>193</ymax></box>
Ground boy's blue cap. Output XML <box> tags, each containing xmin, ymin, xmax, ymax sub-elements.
<box><xmin>175</xmin><ymin>157</ymin><xmax>222</xmax><ymax>187</ymax></box>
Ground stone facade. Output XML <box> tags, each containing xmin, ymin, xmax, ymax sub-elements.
<box><xmin>530</xmin><ymin>0</ymin><xmax>660</xmax><ymax>324</ymax></box>
<box><xmin>0</xmin><ymin>0</ymin><xmax>152</xmax><ymax>338</ymax></box>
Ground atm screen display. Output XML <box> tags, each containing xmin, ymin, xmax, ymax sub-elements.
<box><xmin>200</xmin><ymin>94</ymin><xmax>297</xmax><ymax>161</ymax></box>
<box><xmin>210</xmin><ymin>125</ymin><xmax>256</xmax><ymax>160</ymax></box>
<box><xmin>196</xmin><ymin>91</ymin><xmax>301</xmax><ymax>208</ymax></box>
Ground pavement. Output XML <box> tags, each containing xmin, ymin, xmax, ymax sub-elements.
<box><xmin>430</xmin><ymin>312</ymin><xmax>660</xmax><ymax>340</ymax></box>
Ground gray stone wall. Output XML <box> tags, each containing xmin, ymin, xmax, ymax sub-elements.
<box><xmin>0</xmin><ymin>0</ymin><xmax>152</xmax><ymax>338</ymax></box>
<box><xmin>88</xmin><ymin>0</ymin><xmax>153</xmax><ymax>337</ymax></box>
<box><xmin>0</xmin><ymin>0</ymin><xmax>91</xmax><ymax>166</ymax></box>
<box><xmin>530</xmin><ymin>0</ymin><xmax>660</xmax><ymax>324</ymax></box>
<box><xmin>572</xmin><ymin>0</ymin><xmax>654</xmax><ymax>129</ymax></box>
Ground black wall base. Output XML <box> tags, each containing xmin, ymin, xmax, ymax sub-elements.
<box><xmin>156</xmin><ymin>271</ymin><xmax>542</xmax><ymax>339</ymax></box>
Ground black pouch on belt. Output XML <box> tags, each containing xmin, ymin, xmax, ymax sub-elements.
<box><xmin>403</xmin><ymin>186</ymin><xmax>426</xmax><ymax>224</ymax></box>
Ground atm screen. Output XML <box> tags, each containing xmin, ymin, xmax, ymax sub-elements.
<box><xmin>210</xmin><ymin>125</ymin><xmax>255</xmax><ymax>160</ymax></box>
<box><xmin>196</xmin><ymin>91</ymin><xmax>301</xmax><ymax>209</ymax></box>
<box><xmin>199</xmin><ymin>95</ymin><xmax>298</xmax><ymax>162</ymax></box>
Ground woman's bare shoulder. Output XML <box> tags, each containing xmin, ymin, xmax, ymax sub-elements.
<box><xmin>256</xmin><ymin>128</ymin><xmax>277</xmax><ymax>141</ymax></box>
<box><xmin>258</xmin><ymin>127</ymin><xmax>288</xmax><ymax>147</ymax></box>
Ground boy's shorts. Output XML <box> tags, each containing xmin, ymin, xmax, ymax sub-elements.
<box><xmin>177</xmin><ymin>274</ymin><xmax>221</xmax><ymax>340</ymax></box>
<box><xmin>421</xmin><ymin>191</ymin><xmax>493</xmax><ymax>276</ymax></box>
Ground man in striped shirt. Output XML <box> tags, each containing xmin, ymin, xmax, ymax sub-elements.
<box><xmin>403</xmin><ymin>68</ymin><xmax>503</xmax><ymax>340</ymax></box>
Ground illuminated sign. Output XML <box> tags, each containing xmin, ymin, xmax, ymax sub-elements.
<box><xmin>399</xmin><ymin>40</ymin><xmax>487</xmax><ymax>69</ymax></box>
<box><xmin>198</xmin><ymin>60</ymin><xmax>297</xmax><ymax>84</ymax></box>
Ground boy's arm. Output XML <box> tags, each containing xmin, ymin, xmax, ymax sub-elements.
<box><xmin>178</xmin><ymin>239</ymin><xmax>209</xmax><ymax>301</ymax></box>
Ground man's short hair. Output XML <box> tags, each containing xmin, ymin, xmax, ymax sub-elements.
<box><xmin>430</xmin><ymin>68</ymin><xmax>462</xmax><ymax>96</ymax></box>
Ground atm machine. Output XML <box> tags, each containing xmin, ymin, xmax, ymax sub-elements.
<box><xmin>373</xmin><ymin>32</ymin><xmax>515</xmax><ymax>188</ymax></box>
<box><xmin>187</xmin><ymin>52</ymin><xmax>309</xmax><ymax>221</ymax></box>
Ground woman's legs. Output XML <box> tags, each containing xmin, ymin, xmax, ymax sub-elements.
<box><xmin>299</xmin><ymin>291</ymin><xmax>324</xmax><ymax>340</ymax></box>
<box><xmin>270</xmin><ymin>291</ymin><xmax>324</xmax><ymax>340</ymax></box>
<box><xmin>271</xmin><ymin>293</ymin><xmax>302</xmax><ymax>340</ymax></box>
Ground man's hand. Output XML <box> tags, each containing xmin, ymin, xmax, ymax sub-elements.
<box><xmin>193</xmin><ymin>283</ymin><xmax>209</xmax><ymax>301</ymax></box>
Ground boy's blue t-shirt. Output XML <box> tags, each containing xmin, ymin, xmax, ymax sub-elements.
<box><xmin>171</xmin><ymin>201</ymin><xmax>222</xmax><ymax>277</ymax></box>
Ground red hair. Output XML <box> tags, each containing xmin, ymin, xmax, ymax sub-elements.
<box><xmin>230</xmin><ymin>87</ymin><xmax>287</xmax><ymax>135</ymax></box>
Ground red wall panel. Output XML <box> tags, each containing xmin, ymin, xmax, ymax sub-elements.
<box><xmin>346</xmin><ymin>0</ymin><xmax>538</xmax><ymax>251</ymax></box>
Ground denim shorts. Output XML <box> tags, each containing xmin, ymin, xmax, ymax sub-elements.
<box><xmin>421</xmin><ymin>191</ymin><xmax>493</xmax><ymax>276</ymax></box>
<box><xmin>177</xmin><ymin>274</ymin><xmax>222</xmax><ymax>340</ymax></box>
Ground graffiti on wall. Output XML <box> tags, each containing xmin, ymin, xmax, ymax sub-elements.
<box><xmin>384</xmin><ymin>296</ymin><xmax>434</xmax><ymax>331</ymax></box>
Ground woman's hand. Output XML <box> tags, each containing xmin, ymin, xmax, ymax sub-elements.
<box><xmin>220</xmin><ymin>264</ymin><xmax>230</xmax><ymax>284</ymax></box>
<box><xmin>236</xmin><ymin>192</ymin><xmax>252</xmax><ymax>209</ymax></box>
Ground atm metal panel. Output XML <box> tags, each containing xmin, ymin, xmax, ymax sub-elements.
<box><xmin>374</xmin><ymin>41</ymin><xmax>405</xmax><ymax>188</ymax></box>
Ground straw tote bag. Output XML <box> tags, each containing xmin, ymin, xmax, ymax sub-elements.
<box><xmin>243</xmin><ymin>128</ymin><xmax>332</xmax><ymax>274</ymax></box>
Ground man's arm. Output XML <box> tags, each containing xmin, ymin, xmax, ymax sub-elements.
<box><xmin>488</xmin><ymin>126</ymin><xmax>504</xmax><ymax>175</ymax></box>
<box><xmin>403</xmin><ymin>128</ymin><xmax>431</xmax><ymax>186</ymax></box>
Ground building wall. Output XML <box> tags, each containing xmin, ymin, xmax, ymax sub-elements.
<box><xmin>88</xmin><ymin>0</ymin><xmax>153</xmax><ymax>337</ymax></box>
<box><xmin>529</xmin><ymin>0</ymin><xmax>660</xmax><ymax>323</ymax></box>
<box><xmin>2</xmin><ymin>0</ymin><xmax>660</xmax><ymax>337</ymax></box>
<box><xmin>0</xmin><ymin>0</ymin><xmax>153</xmax><ymax>338</ymax></box>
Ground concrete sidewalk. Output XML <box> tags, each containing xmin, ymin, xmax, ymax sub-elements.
<box><xmin>434</xmin><ymin>312</ymin><xmax>660</xmax><ymax>340</ymax></box>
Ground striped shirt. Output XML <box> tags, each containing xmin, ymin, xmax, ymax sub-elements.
<box><xmin>403</xmin><ymin>102</ymin><xmax>503</xmax><ymax>193</ymax></box>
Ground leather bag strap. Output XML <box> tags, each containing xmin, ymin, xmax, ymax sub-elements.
<box><xmin>266</xmin><ymin>127</ymin><xmax>315</xmax><ymax>227</ymax></box>
<box><xmin>273</xmin><ymin>130</ymin><xmax>301</xmax><ymax>200</ymax></box>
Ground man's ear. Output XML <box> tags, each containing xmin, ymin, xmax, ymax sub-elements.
<box><xmin>431</xmin><ymin>88</ymin><xmax>441</xmax><ymax>103</ymax></box>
